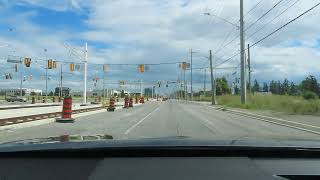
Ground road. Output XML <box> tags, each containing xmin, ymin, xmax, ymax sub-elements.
<box><xmin>0</xmin><ymin>100</ymin><xmax>318</xmax><ymax>143</ymax></box>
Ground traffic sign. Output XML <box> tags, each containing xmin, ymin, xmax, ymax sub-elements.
<box><xmin>7</xmin><ymin>59</ymin><xmax>22</xmax><ymax>64</ymax></box>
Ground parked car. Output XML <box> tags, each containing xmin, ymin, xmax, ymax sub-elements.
<box><xmin>5</xmin><ymin>96</ymin><xmax>27</xmax><ymax>102</ymax></box>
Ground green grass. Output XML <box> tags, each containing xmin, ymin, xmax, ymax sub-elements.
<box><xmin>217</xmin><ymin>94</ymin><xmax>320</xmax><ymax>115</ymax></box>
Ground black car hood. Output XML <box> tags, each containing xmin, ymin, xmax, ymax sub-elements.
<box><xmin>1</xmin><ymin>135</ymin><xmax>320</xmax><ymax>153</ymax></box>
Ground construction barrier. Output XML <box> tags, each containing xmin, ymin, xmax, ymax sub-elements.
<box><xmin>107</xmin><ymin>97</ymin><xmax>116</xmax><ymax>111</ymax></box>
<box><xmin>140</xmin><ymin>97</ymin><xmax>145</xmax><ymax>104</ymax></box>
<box><xmin>124</xmin><ymin>96</ymin><xmax>129</xmax><ymax>108</ymax></box>
<box><xmin>31</xmin><ymin>97</ymin><xmax>35</xmax><ymax>104</ymax></box>
<box><xmin>56</xmin><ymin>95</ymin><xmax>75</xmax><ymax>123</ymax></box>
<box><xmin>129</xmin><ymin>97</ymin><xmax>133</xmax><ymax>107</ymax></box>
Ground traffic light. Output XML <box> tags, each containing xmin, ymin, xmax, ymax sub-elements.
<box><xmin>75</xmin><ymin>64</ymin><xmax>81</xmax><ymax>71</ymax></box>
<box><xmin>103</xmin><ymin>64</ymin><xmax>108</xmax><ymax>72</ymax></box>
<box><xmin>70</xmin><ymin>63</ymin><xmax>75</xmax><ymax>71</ymax></box>
<box><xmin>24</xmin><ymin>58</ymin><xmax>31</xmax><ymax>67</ymax></box>
<box><xmin>5</xmin><ymin>73</ymin><xmax>13</xmax><ymax>79</ymax></box>
<box><xmin>53</xmin><ymin>61</ymin><xmax>57</xmax><ymax>69</ymax></box>
<box><xmin>139</xmin><ymin>64</ymin><xmax>145</xmax><ymax>73</ymax></box>
<box><xmin>47</xmin><ymin>59</ymin><xmax>53</xmax><ymax>69</ymax></box>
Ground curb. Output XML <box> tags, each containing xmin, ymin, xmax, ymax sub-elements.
<box><xmin>209</xmin><ymin>106</ymin><xmax>320</xmax><ymax>135</ymax></box>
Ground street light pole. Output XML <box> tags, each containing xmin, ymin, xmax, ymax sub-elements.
<box><xmin>103</xmin><ymin>71</ymin><xmax>105</xmax><ymax>103</ymax></box>
<box><xmin>44</xmin><ymin>49</ymin><xmax>48</xmax><ymax>103</ymax></box>
<box><xmin>83</xmin><ymin>42</ymin><xmax>88</xmax><ymax>104</ymax></box>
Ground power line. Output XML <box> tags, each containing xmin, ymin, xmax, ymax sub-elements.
<box><xmin>246</xmin><ymin>0</ymin><xmax>301</xmax><ymax>40</ymax></box>
<box><xmin>244</xmin><ymin>0</ymin><xmax>265</xmax><ymax>17</ymax></box>
<box><xmin>250</xmin><ymin>2</ymin><xmax>320</xmax><ymax>48</ymax></box>
<box><xmin>213</xmin><ymin>0</ymin><xmax>296</xmax><ymax>62</ymax></box>
<box><xmin>245</xmin><ymin>0</ymin><xmax>285</xmax><ymax>31</ymax></box>
<box><xmin>215</xmin><ymin>2</ymin><xmax>320</xmax><ymax>68</ymax></box>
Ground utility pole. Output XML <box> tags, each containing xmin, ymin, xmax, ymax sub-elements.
<box><xmin>190</xmin><ymin>48</ymin><xmax>193</xmax><ymax>101</ymax></box>
<box><xmin>83</xmin><ymin>42</ymin><xmax>88</xmax><ymax>104</ymax></box>
<box><xmin>247</xmin><ymin>44</ymin><xmax>251</xmax><ymax>94</ymax></box>
<box><xmin>240</xmin><ymin>0</ymin><xmax>247</xmax><ymax>104</ymax></box>
<box><xmin>209</xmin><ymin>50</ymin><xmax>217</xmax><ymax>105</ymax></box>
<box><xmin>203</xmin><ymin>68</ymin><xmax>206</xmax><ymax>100</ymax></box>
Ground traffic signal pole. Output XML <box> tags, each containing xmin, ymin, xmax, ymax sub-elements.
<box><xmin>19</xmin><ymin>62</ymin><xmax>23</xmax><ymax>96</ymax></box>
<box><xmin>60</xmin><ymin>63</ymin><xmax>63</xmax><ymax>97</ymax></box>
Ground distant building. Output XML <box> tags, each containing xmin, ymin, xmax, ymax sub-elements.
<box><xmin>144</xmin><ymin>88</ymin><xmax>153</xmax><ymax>97</ymax></box>
<box><xmin>0</xmin><ymin>88</ymin><xmax>42</xmax><ymax>96</ymax></box>
<box><xmin>54</xmin><ymin>87</ymin><xmax>70</xmax><ymax>96</ymax></box>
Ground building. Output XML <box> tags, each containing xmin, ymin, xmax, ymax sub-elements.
<box><xmin>54</xmin><ymin>87</ymin><xmax>70</xmax><ymax>96</ymax></box>
<box><xmin>0</xmin><ymin>88</ymin><xmax>42</xmax><ymax>96</ymax></box>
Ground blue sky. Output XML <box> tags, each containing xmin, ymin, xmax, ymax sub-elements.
<box><xmin>0</xmin><ymin>0</ymin><xmax>320</xmax><ymax>93</ymax></box>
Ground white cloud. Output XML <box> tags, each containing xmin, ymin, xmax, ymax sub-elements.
<box><xmin>1</xmin><ymin>0</ymin><xmax>320</xmax><ymax>92</ymax></box>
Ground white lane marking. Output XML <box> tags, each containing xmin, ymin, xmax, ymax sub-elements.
<box><xmin>124</xmin><ymin>107</ymin><xmax>160</xmax><ymax>135</ymax></box>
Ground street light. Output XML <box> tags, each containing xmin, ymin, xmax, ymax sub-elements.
<box><xmin>203</xmin><ymin>12</ymin><xmax>239</xmax><ymax>28</ymax></box>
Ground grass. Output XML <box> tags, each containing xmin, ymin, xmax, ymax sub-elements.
<box><xmin>217</xmin><ymin>94</ymin><xmax>320</xmax><ymax>115</ymax></box>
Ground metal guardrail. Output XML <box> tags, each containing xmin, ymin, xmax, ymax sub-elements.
<box><xmin>0</xmin><ymin>106</ymin><xmax>104</xmax><ymax>126</ymax></box>
<box><xmin>0</xmin><ymin>104</ymin><xmax>61</xmax><ymax>110</ymax></box>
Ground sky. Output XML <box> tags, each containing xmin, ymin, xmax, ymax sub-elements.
<box><xmin>0</xmin><ymin>0</ymin><xmax>320</xmax><ymax>94</ymax></box>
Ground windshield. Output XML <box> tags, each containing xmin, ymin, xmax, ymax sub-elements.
<box><xmin>0</xmin><ymin>0</ymin><xmax>320</xmax><ymax>146</ymax></box>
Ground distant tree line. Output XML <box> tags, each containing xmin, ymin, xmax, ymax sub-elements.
<box><xmin>252</xmin><ymin>75</ymin><xmax>320</xmax><ymax>99</ymax></box>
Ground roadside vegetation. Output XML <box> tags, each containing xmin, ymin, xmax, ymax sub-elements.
<box><xmin>192</xmin><ymin>75</ymin><xmax>320</xmax><ymax>115</ymax></box>
<box><xmin>218</xmin><ymin>95</ymin><xmax>320</xmax><ymax>115</ymax></box>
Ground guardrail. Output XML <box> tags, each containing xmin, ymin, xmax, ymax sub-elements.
<box><xmin>0</xmin><ymin>106</ymin><xmax>104</xmax><ymax>127</ymax></box>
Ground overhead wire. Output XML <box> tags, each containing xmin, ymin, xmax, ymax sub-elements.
<box><xmin>214</xmin><ymin>2</ymin><xmax>320</xmax><ymax>68</ymax></box>
<box><xmin>245</xmin><ymin>0</ymin><xmax>285</xmax><ymax>31</ymax></box>
<box><xmin>246</xmin><ymin>0</ymin><xmax>301</xmax><ymax>40</ymax></box>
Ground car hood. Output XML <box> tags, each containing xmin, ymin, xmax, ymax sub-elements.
<box><xmin>1</xmin><ymin>135</ymin><xmax>320</xmax><ymax>152</ymax></box>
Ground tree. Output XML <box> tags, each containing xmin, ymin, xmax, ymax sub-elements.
<box><xmin>234</xmin><ymin>85</ymin><xmax>240</xmax><ymax>95</ymax></box>
<box><xmin>253</xmin><ymin>79</ymin><xmax>260</xmax><ymax>92</ymax></box>
<box><xmin>282</xmin><ymin>78</ymin><xmax>290</xmax><ymax>95</ymax></box>
<box><xmin>263</xmin><ymin>83</ymin><xmax>269</xmax><ymax>92</ymax></box>
<box><xmin>216</xmin><ymin>77</ymin><xmax>231</xmax><ymax>95</ymax></box>
<box><xmin>300</xmin><ymin>75</ymin><xmax>319</xmax><ymax>96</ymax></box>
<box><xmin>289</xmin><ymin>82</ymin><xmax>298</xmax><ymax>96</ymax></box>
<box><xmin>48</xmin><ymin>91</ymin><xmax>54</xmax><ymax>96</ymax></box>
<box><xmin>269</xmin><ymin>81</ymin><xmax>277</xmax><ymax>94</ymax></box>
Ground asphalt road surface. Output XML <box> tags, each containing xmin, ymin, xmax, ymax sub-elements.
<box><xmin>0</xmin><ymin>100</ymin><xmax>319</xmax><ymax>143</ymax></box>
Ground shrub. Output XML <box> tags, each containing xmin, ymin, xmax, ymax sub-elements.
<box><xmin>302</xmin><ymin>91</ymin><xmax>318</xmax><ymax>100</ymax></box>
